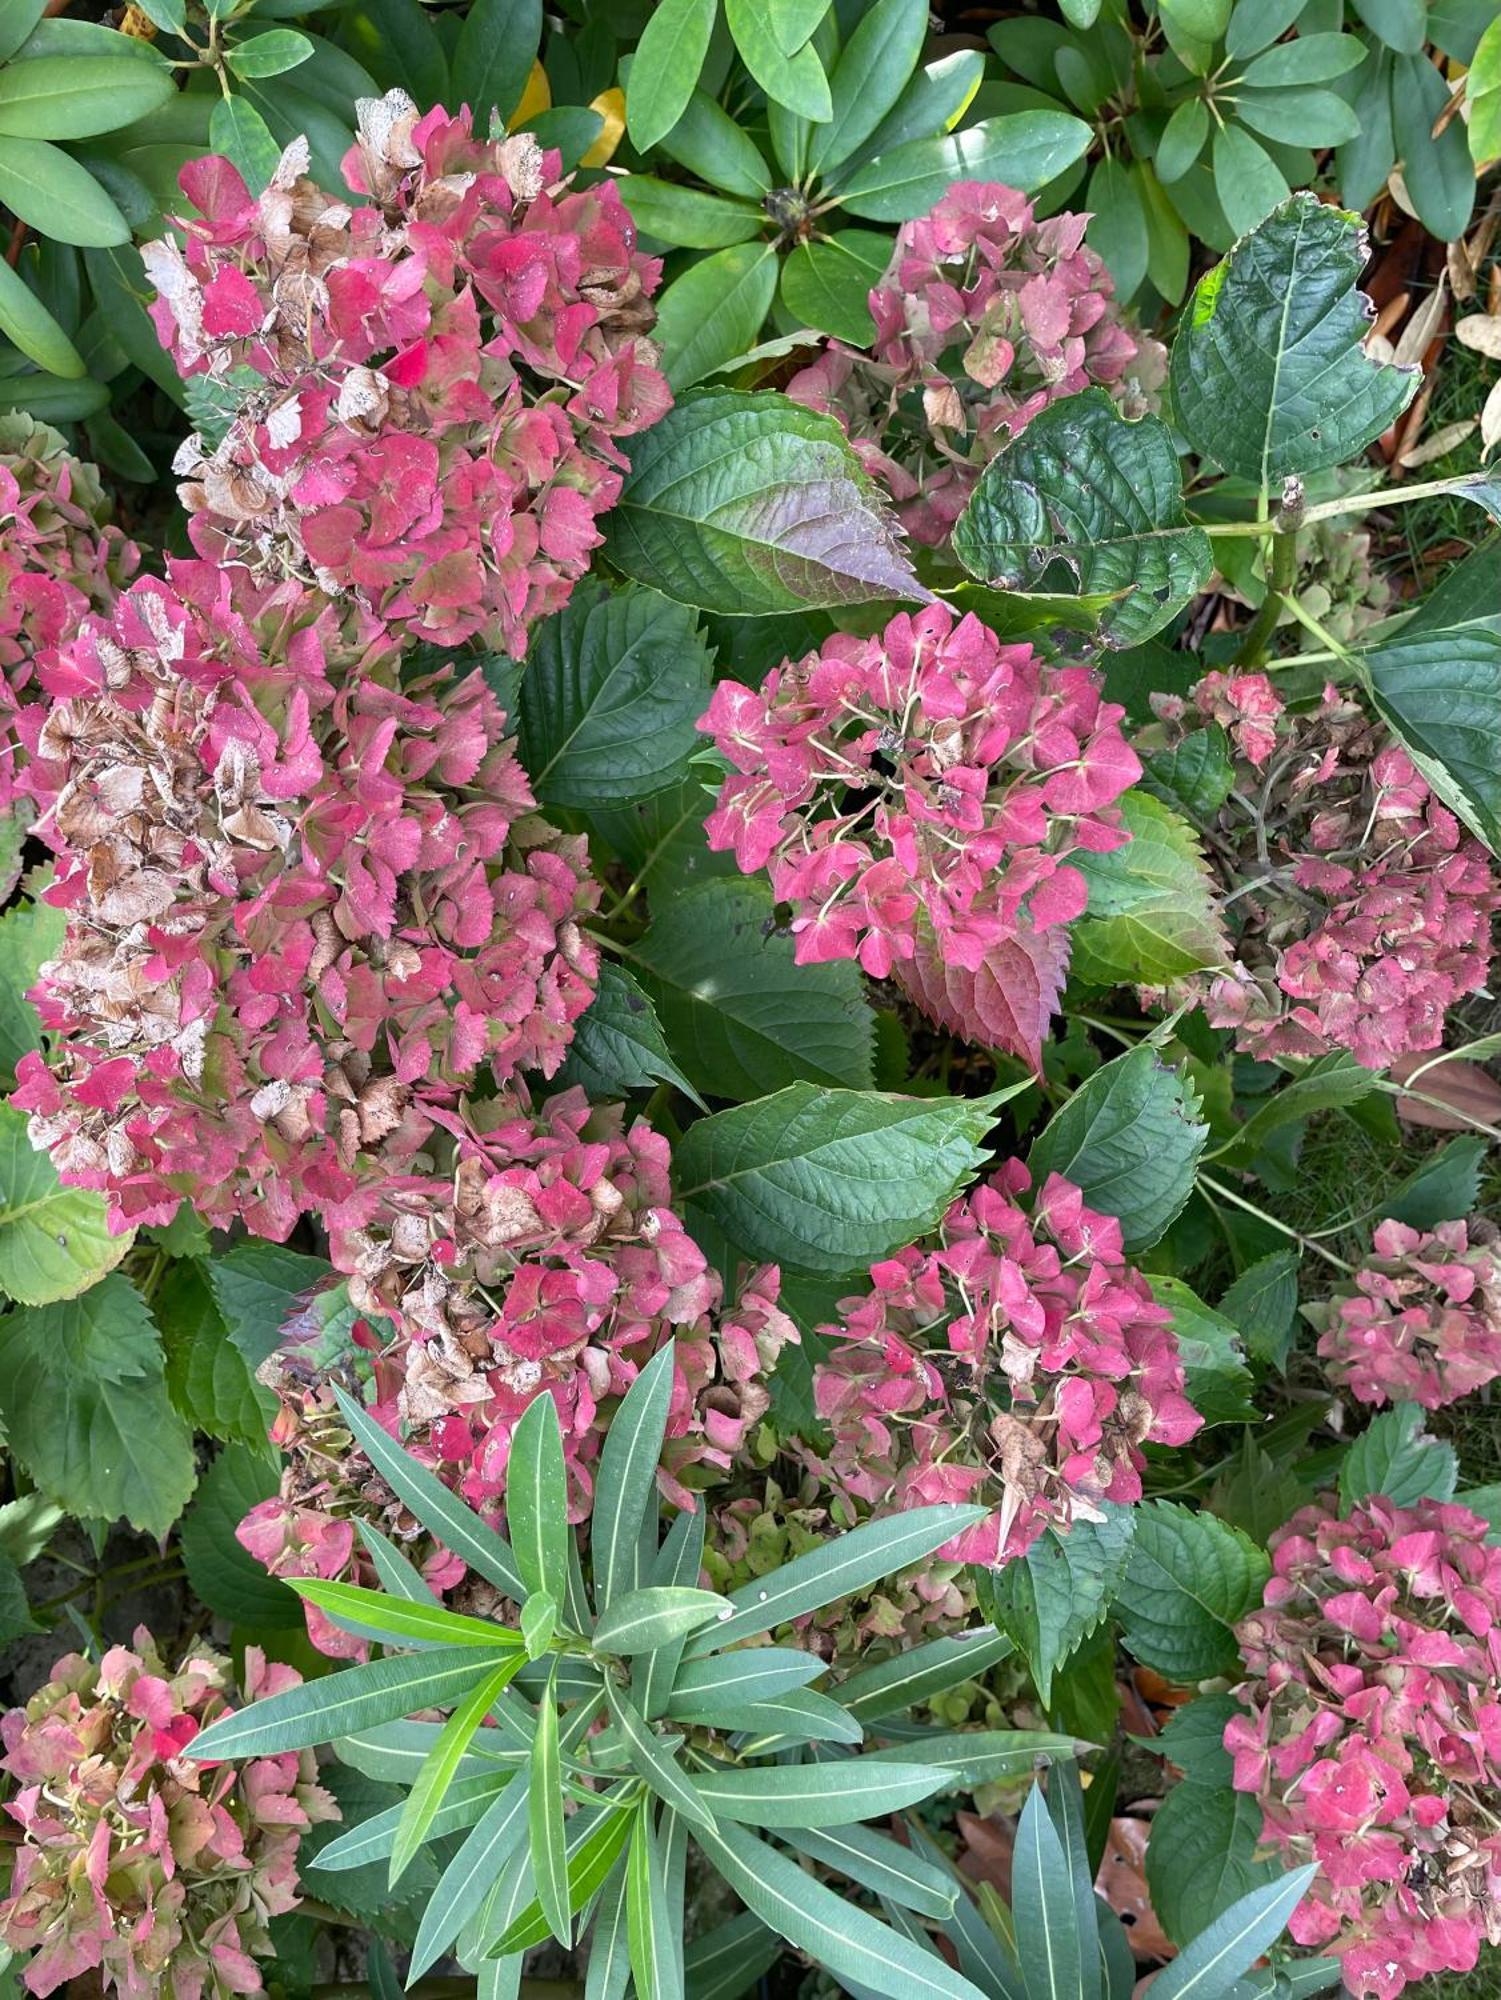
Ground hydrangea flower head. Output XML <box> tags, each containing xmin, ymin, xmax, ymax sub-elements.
<box><xmin>786</xmin><ymin>182</ymin><xmax>1156</xmax><ymax>545</ymax></box>
<box><xmin>1228</xmin><ymin>1492</ymin><xmax>1501</xmax><ymax>1997</ymax></box>
<box><xmin>13</xmin><ymin>563</ymin><xmax>597</xmax><ymax>1238</ymax></box>
<box><xmin>701</xmin><ymin>602</ymin><xmax>1139</xmax><ymax>1065</ymax></box>
<box><xmin>0</xmin><ymin>1631</ymin><xmax>336</xmax><ymax>1998</ymax></box>
<box><xmin>1309</xmin><ymin>1217</ymin><xmax>1501</xmax><ymax>1410</ymax></box>
<box><xmin>804</xmin><ymin>1160</ymin><xmax>1201</xmax><ymax>1564</ymax></box>
<box><xmin>143</xmin><ymin>90</ymin><xmax>669</xmax><ymax>655</ymax></box>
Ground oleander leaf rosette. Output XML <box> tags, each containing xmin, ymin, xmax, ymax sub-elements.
<box><xmin>0</xmin><ymin>1631</ymin><xmax>337</xmax><ymax>1999</ymax></box>
<box><xmin>1148</xmin><ymin>678</ymin><xmax>1500</xmax><ymax>1070</ymax></box>
<box><xmin>800</xmin><ymin>1160</ymin><xmax>1202</xmax><ymax>1568</ymax></box>
<box><xmin>0</xmin><ymin>416</ymin><xmax>139</xmax><ymax>811</ymax></box>
<box><xmin>702</xmin><ymin>602</ymin><xmax>1141</xmax><ymax>1066</ymax></box>
<box><xmin>12</xmin><ymin>565</ymin><xmax>598</xmax><ymax>1240</ymax></box>
<box><xmin>785</xmin><ymin>181</ymin><xmax>1160</xmax><ymax>548</ymax></box>
<box><xmin>1227</xmin><ymin>1493</ymin><xmax>1501</xmax><ymax>1997</ymax></box>
<box><xmin>1306</xmin><ymin>1217</ymin><xmax>1501</xmax><ymax>1411</ymax></box>
<box><xmin>144</xmin><ymin>88</ymin><xmax>670</xmax><ymax>656</ymax></box>
<box><xmin>241</xmin><ymin>1089</ymin><xmax>795</xmax><ymax>1652</ymax></box>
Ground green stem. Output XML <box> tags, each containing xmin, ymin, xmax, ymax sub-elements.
<box><xmin>1198</xmin><ymin>1173</ymin><xmax>1355</xmax><ymax>1272</ymax></box>
<box><xmin>1235</xmin><ymin>529</ymin><xmax>1300</xmax><ymax>668</ymax></box>
<box><xmin>1275</xmin><ymin>592</ymin><xmax>1367</xmax><ymax>679</ymax></box>
<box><xmin>1201</xmin><ymin>473</ymin><xmax>1480</xmax><ymax>538</ymax></box>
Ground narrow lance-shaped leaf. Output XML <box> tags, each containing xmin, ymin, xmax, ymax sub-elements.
<box><xmin>291</xmin><ymin>1577</ymin><xmax>522</xmax><ymax>1653</ymax></box>
<box><xmin>1012</xmin><ymin>1780</ymin><xmax>1084</xmax><ymax>2000</ymax></box>
<box><xmin>190</xmin><ymin>1650</ymin><xmax>512</xmax><ymax>1763</ymax></box>
<box><xmin>605</xmin><ymin>1680</ymin><xmax>716</xmax><ymax>1833</ymax></box>
<box><xmin>391</xmin><ymin>1652</ymin><xmax>526</xmax><ymax>1886</ymax></box>
<box><xmin>591</xmin><ymin>1340</ymin><xmax>673</xmax><ymax>1616</ymax></box>
<box><xmin>1146</xmin><ymin>1867</ymin><xmax>1318</xmax><ymax>2000</ymax></box>
<box><xmin>408</xmin><ymin>1773</ymin><xmax>532</xmax><ymax>1982</ymax></box>
<box><xmin>591</xmin><ymin>1585</ymin><xmax>730</xmax><ymax>1655</ymax></box>
<box><xmin>627</xmin><ymin>1804</ymin><xmax>683</xmax><ymax>2000</ymax></box>
<box><xmin>528</xmin><ymin>1669</ymin><xmax>570</xmax><ymax>1948</ymax></box>
<box><xmin>506</xmin><ymin>1390</ymin><xmax>568</xmax><ymax>1601</ymax></box>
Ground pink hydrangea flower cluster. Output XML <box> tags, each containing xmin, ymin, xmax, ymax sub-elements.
<box><xmin>11</xmin><ymin>563</ymin><xmax>598</xmax><ymax>1240</ymax></box>
<box><xmin>1152</xmin><ymin>683</ymin><xmax>1500</xmax><ymax>1070</ymax></box>
<box><xmin>0</xmin><ymin>1632</ymin><xmax>336</xmax><ymax>1999</ymax></box>
<box><xmin>702</xmin><ymin>603</ymin><xmax>1139</xmax><ymax>1065</ymax></box>
<box><xmin>143</xmin><ymin>89</ymin><xmax>668</xmax><ymax>656</ymax></box>
<box><xmin>803</xmin><ymin>1160</ymin><xmax>1201</xmax><ymax>1565</ymax></box>
<box><xmin>1309</xmin><ymin>1217</ymin><xmax>1501</xmax><ymax>1410</ymax></box>
<box><xmin>1227</xmin><ymin>1493</ymin><xmax>1501</xmax><ymax>1998</ymax></box>
<box><xmin>786</xmin><ymin>181</ymin><xmax>1154</xmax><ymax>545</ymax></box>
<box><xmin>237</xmin><ymin>1088</ymin><xmax>796</xmax><ymax>1654</ymax></box>
<box><xmin>0</xmin><ymin>414</ymin><xmax>137</xmax><ymax>810</ymax></box>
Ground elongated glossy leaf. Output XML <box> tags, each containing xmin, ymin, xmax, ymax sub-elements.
<box><xmin>637</xmin><ymin>1502</ymin><xmax>708</xmax><ymax>1722</ymax></box>
<box><xmin>655</xmin><ymin>241</ymin><xmax>780</xmax><ymax>391</ymax></box>
<box><xmin>409</xmin><ymin>1774</ymin><xmax>530</xmax><ymax>1981</ymax></box>
<box><xmin>953</xmin><ymin>394</ymin><xmax>1213</xmax><ymax>648</ymax></box>
<box><xmin>607</xmin><ymin>389</ymin><xmax>925</xmax><ymax>615</ymax></box>
<box><xmin>586</xmin><ymin>1855</ymin><xmax>632</xmax><ymax>2000</ymax></box>
<box><xmin>313</xmin><ymin>1771</ymin><xmax>514</xmax><ymax>1873</ymax></box>
<box><xmin>1362</xmin><ymin>625</ymin><xmax>1501</xmax><ymax>853</ymax></box>
<box><xmin>1169</xmin><ymin>194</ymin><xmax>1416</xmax><ymax>487</ymax></box>
<box><xmin>529</xmin><ymin>1675</ymin><xmax>570</xmax><ymax>1947</ymax></box>
<box><xmin>726</xmin><ymin>0</ymin><xmax>830</xmax><ymax>117</ymax></box>
<box><xmin>653</xmin><ymin>88</ymin><xmax>773</xmax><ymax>199</ymax></box>
<box><xmin>606</xmin><ymin>1680</ymin><xmax>716</xmax><ymax>1832</ymax></box>
<box><xmin>591</xmin><ymin>1340</ymin><xmax>674</xmax><ymax>1616</ymax></box>
<box><xmin>627</xmin><ymin>0</ymin><xmax>717</xmax><ymax>151</ymax></box>
<box><xmin>0</xmin><ymin>256</ymin><xmax>82</xmax><ymax>376</ymax></box>
<box><xmin>334</xmin><ymin>1389</ymin><xmax>524</xmax><ymax>1600</ymax></box>
<box><xmin>392</xmin><ymin>1653</ymin><xmax>526</xmax><ymax>1885</ymax></box>
<box><xmin>1012</xmin><ymin>1782</ymin><xmax>1083</xmax><ymax>2000</ymax></box>
<box><xmin>1148</xmin><ymin>1867</ymin><xmax>1318</xmax><ymax>2000</ymax></box>
<box><xmin>811</xmin><ymin>0</ymin><xmax>927</xmax><ymax>175</ymax></box>
<box><xmin>878</xmin><ymin>1729</ymin><xmax>1078</xmax><ymax>1786</ymax></box>
<box><xmin>627</xmin><ymin>1805</ymin><xmax>683</xmax><ymax>2000</ymax></box>
<box><xmin>293</xmin><ymin>1579</ymin><xmax>522</xmax><ymax>1654</ymax></box>
<box><xmin>1157</xmin><ymin>97</ymin><xmax>1209</xmax><ymax>181</ymax></box>
<box><xmin>0</xmin><ymin>55</ymin><xmax>173</xmax><ymax>137</ymax></box>
<box><xmin>689</xmin><ymin>1687</ymin><xmax>864</xmax><ymax>1745</ymax></box>
<box><xmin>669</xmin><ymin>1648</ymin><xmax>827</xmax><ymax>1712</ymax></box>
<box><xmin>785</xmin><ymin>1822</ymin><xmax>958</xmax><ymax>1920</ymax></box>
<box><xmin>619</xmin><ymin>176</ymin><xmax>763</xmax><ymax>250</ymax></box>
<box><xmin>593</xmin><ymin>1586</ymin><xmax>729</xmax><ymax>1655</ymax></box>
<box><xmin>490</xmin><ymin>1798</ymin><xmax>637</xmax><ymax>1956</ymax></box>
<box><xmin>696</xmin><ymin>1818</ymin><xmax>991</xmax><ymax>2000</ymax></box>
<box><xmin>837</xmin><ymin>1627</ymin><xmax>1015</xmax><ymax>1721</ymax></box>
<box><xmin>674</xmin><ymin>1082</ymin><xmax>1003</xmax><ymax>1278</ymax></box>
<box><xmin>702</xmin><ymin>1504</ymin><xmax>987</xmax><ymax>1650</ymax></box>
<box><xmin>780</xmin><ymin>231</ymin><xmax>887</xmax><ymax>345</ymax></box>
<box><xmin>208</xmin><ymin>94</ymin><xmax>282</xmax><ymax>194</ymax></box>
<box><xmin>1115</xmin><ymin>1502</ymin><xmax>1269</xmax><ymax>1681</ymax></box>
<box><xmin>1392</xmin><ymin>49</ymin><xmax>1474</xmax><ymax>240</ymax></box>
<box><xmin>334</xmin><ymin>1719</ymin><xmax>523</xmax><ymax>1787</ymax></box>
<box><xmin>452</xmin><ymin>0</ymin><xmax>540</xmax><ymax>127</ymax></box>
<box><xmin>192</xmin><ymin>1650</ymin><xmax>507</xmax><ymax>1763</ymax></box>
<box><xmin>1028</xmin><ymin>1047</ymin><xmax>1207</xmax><ymax>1253</ymax></box>
<box><xmin>690</xmin><ymin>1758</ymin><xmax>954</xmax><ymax>1827</ymax></box>
<box><xmin>836</xmin><ymin>112</ymin><xmax>1091</xmax><ymax>219</ymax></box>
<box><xmin>506</xmin><ymin>1392</ymin><xmax>568</xmax><ymax>1602</ymax></box>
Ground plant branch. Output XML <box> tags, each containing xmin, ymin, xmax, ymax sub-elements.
<box><xmin>1198</xmin><ymin>1173</ymin><xmax>1355</xmax><ymax>1272</ymax></box>
<box><xmin>1236</xmin><ymin>529</ymin><xmax>1300</xmax><ymax>668</ymax></box>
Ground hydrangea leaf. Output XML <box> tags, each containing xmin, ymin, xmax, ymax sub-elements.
<box><xmin>207</xmin><ymin>1239</ymin><xmax>335</xmax><ymax>1378</ymax></box>
<box><xmin>557</xmin><ymin>963</ymin><xmax>705</xmax><ymax>1109</ymax></box>
<box><xmin>1216</xmin><ymin>1051</ymin><xmax>1378</xmax><ymax>1164</ymax></box>
<box><xmin>157</xmin><ymin>1255</ymin><xmax>277</xmax><ymax>1451</ymax></box>
<box><xmin>1362</xmin><ymin>624</ymin><xmax>1501</xmax><ymax>855</ymax></box>
<box><xmin>0</xmin><ymin>867</ymin><xmax>65</xmax><ymax>1083</ymax></box>
<box><xmin>517</xmin><ymin>581</ymin><xmax>715</xmax><ymax>810</ymax></box>
<box><xmin>0</xmin><ymin>1272</ymin><xmax>195</xmax><ymax>1537</ymax></box>
<box><xmin>1027</xmin><ymin>1046</ymin><xmax>1208</xmax><ymax>1253</ymax></box>
<box><xmin>1338</xmin><ymin>1403</ymin><xmax>1458</xmax><ymax>1510</ymax></box>
<box><xmin>951</xmin><ymin>392</ymin><xmax>1213</xmax><ymax>648</ymax></box>
<box><xmin>605</xmin><ymin>389</ymin><xmax>928</xmax><ymax>616</ymax></box>
<box><xmin>1148</xmin><ymin>1277</ymin><xmax>1257</xmax><ymax>1425</ymax></box>
<box><xmin>977</xmin><ymin>1506</ymin><xmax>1137</xmax><ymax>1704</ymax></box>
<box><xmin>1071</xmin><ymin>791</ymin><xmax>1228</xmax><ymax>985</ymax></box>
<box><xmin>632</xmin><ymin>878</ymin><xmax>875</xmax><ymax>1102</ymax></box>
<box><xmin>1115</xmin><ymin>1500</ymin><xmax>1269</xmax><ymax>1680</ymax></box>
<box><xmin>674</xmin><ymin>1082</ymin><xmax>1009</xmax><ymax>1278</ymax></box>
<box><xmin>1146</xmin><ymin>1697</ymin><xmax>1280</xmax><ymax>1945</ymax></box>
<box><xmin>1219</xmin><ymin>1250</ymin><xmax>1301</xmax><ymax>1369</ymax></box>
<box><xmin>1168</xmin><ymin>193</ymin><xmax>1417</xmax><ymax>487</ymax></box>
<box><xmin>1380</xmin><ymin>1133</ymin><xmax>1488</xmax><ymax>1229</ymax></box>
<box><xmin>179</xmin><ymin>1444</ymin><xmax>304</xmax><ymax>1629</ymax></box>
<box><xmin>0</xmin><ymin>1102</ymin><xmax>130</xmax><ymax>1303</ymax></box>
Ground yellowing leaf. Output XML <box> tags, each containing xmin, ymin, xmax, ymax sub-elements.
<box><xmin>582</xmin><ymin>86</ymin><xmax>624</xmax><ymax>166</ymax></box>
<box><xmin>511</xmin><ymin>58</ymin><xmax>550</xmax><ymax>128</ymax></box>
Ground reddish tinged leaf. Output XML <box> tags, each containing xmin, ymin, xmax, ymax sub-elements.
<box><xmin>897</xmin><ymin>926</ymin><xmax>1070</xmax><ymax>1074</ymax></box>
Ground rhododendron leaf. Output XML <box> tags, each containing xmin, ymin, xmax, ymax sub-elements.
<box><xmin>779</xmin><ymin>231</ymin><xmax>888</xmax><ymax>345</ymax></box>
<box><xmin>1218</xmin><ymin>1251</ymin><xmax>1300</xmax><ymax>1369</ymax></box>
<box><xmin>208</xmin><ymin>93</ymin><xmax>282</xmax><ymax>194</ymax></box>
<box><xmin>0</xmin><ymin>1103</ymin><xmax>129</xmax><ymax>1303</ymax></box>
<box><xmin>1028</xmin><ymin>1047</ymin><xmax>1207</xmax><ymax>1253</ymax></box>
<box><xmin>1148</xmin><ymin>1864</ymin><xmax>1317</xmax><ymax>2000</ymax></box>
<box><xmin>0</xmin><ymin>1273</ymin><xmax>194</xmax><ymax>1538</ymax></box>
<box><xmin>519</xmin><ymin>581</ymin><xmax>715</xmax><ymax>809</ymax></box>
<box><xmin>1072</xmin><ymin>791</ymin><xmax>1227</xmax><ymax>986</ymax></box>
<box><xmin>1168</xmin><ymin>194</ymin><xmax>1417</xmax><ymax>487</ymax></box>
<box><xmin>653</xmin><ymin>240</ymin><xmax>780</xmax><ymax>390</ymax></box>
<box><xmin>0</xmin><ymin>253</ymin><xmax>83</xmax><ymax>377</ymax></box>
<box><xmin>592</xmin><ymin>1585</ymin><xmax>731</xmax><ymax>1655</ymax></box>
<box><xmin>1380</xmin><ymin>1132</ymin><xmax>1488</xmax><ymax>1228</ymax></box>
<box><xmin>810</xmin><ymin>0</ymin><xmax>928</xmax><ymax>176</ymax></box>
<box><xmin>783</xmin><ymin>1824</ymin><xmax>959</xmax><ymax>1920</ymax></box>
<box><xmin>452</xmin><ymin>0</ymin><xmax>540</xmax><ymax>127</ymax></box>
<box><xmin>560</xmin><ymin>964</ymin><xmax>706</xmax><ymax>1110</ymax></box>
<box><xmin>606</xmin><ymin>389</ymin><xmax>927</xmax><ymax>615</ymax></box>
<box><xmin>675</xmin><ymin>1082</ymin><xmax>1007</xmax><ymax>1277</ymax></box>
<box><xmin>1011</xmin><ymin>1780</ymin><xmax>1086</xmax><ymax>2000</ymax></box>
<box><xmin>726</xmin><ymin>0</ymin><xmax>831</xmax><ymax>118</ymax></box>
<box><xmin>342</xmin><ymin>0</ymin><xmax>447</xmax><ymax>103</ymax></box>
<box><xmin>952</xmin><ymin>393</ymin><xmax>1214</xmax><ymax>648</ymax></box>
<box><xmin>1362</xmin><ymin>624</ymin><xmax>1501</xmax><ymax>853</ymax></box>
<box><xmin>837</xmin><ymin>1626</ymin><xmax>1015</xmax><ymax>1721</ymax></box>
<box><xmin>0</xmin><ymin>53</ymin><xmax>174</xmax><ymax>137</ymax></box>
<box><xmin>699</xmin><ymin>1818</ymin><xmax>990</xmax><ymax>2000</ymax></box>
<box><xmin>0</xmin><ymin>134</ymin><xmax>127</xmax><ymax>244</ymax></box>
<box><xmin>978</xmin><ymin>1507</ymin><xmax>1136</xmax><ymax>1705</ymax></box>
<box><xmin>178</xmin><ymin>1444</ymin><xmax>302</xmax><ymax>1630</ymax></box>
<box><xmin>633</xmin><ymin>879</ymin><xmax>875</xmax><ymax>1101</ymax></box>
<box><xmin>1216</xmin><ymin>1051</ymin><xmax>1377</xmax><ymax>1164</ymax></box>
<box><xmin>618</xmin><ymin>176</ymin><xmax>763</xmax><ymax>249</ymax></box>
<box><xmin>1115</xmin><ymin>1501</ymin><xmax>1269</xmax><ymax>1680</ymax></box>
<box><xmin>1338</xmin><ymin>1402</ymin><xmax>1458</xmax><ymax>1510</ymax></box>
<box><xmin>1147</xmin><ymin>1278</ymin><xmax>1257</xmax><ymax>1426</ymax></box>
<box><xmin>625</xmin><ymin>0</ymin><xmax>717</xmax><ymax>151</ymax></box>
<box><xmin>834</xmin><ymin>112</ymin><xmax>1092</xmax><ymax>219</ymax></box>
<box><xmin>408</xmin><ymin>1774</ymin><xmax>531</xmax><ymax>1981</ymax></box>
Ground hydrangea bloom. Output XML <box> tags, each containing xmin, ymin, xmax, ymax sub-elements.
<box><xmin>1227</xmin><ymin>1493</ymin><xmax>1501</xmax><ymax>1998</ymax></box>
<box><xmin>144</xmin><ymin>90</ymin><xmax>668</xmax><ymax>656</ymax></box>
<box><xmin>12</xmin><ymin>564</ymin><xmax>597</xmax><ymax>1239</ymax></box>
<box><xmin>0</xmin><ymin>414</ymin><xmax>137</xmax><ymax>809</ymax></box>
<box><xmin>701</xmin><ymin>603</ymin><xmax>1139</xmax><ymax>1065</ymax></box>
<box><xmin>1151</xmin><ymin>685</ymin><xmax>1500</xmax><ymax>1070</ymax></box>
<box><xmin>1308</xmin><ymin>1217</ymin><xmax>1501</xmax><ymax>1410</ymax></box>
<box><xmin>803</xmin><ymin>1161</ymin><xmax>1201</xmax><ymax>1564</ymax></box>
<box><xmin>0</xmin><ymin>1632</ymin><xmax>336</xmax><ymax>1998</ymax></box>
<box><xmin>786</xmin><ymin>182</ymin><xmax>1156</xmax><ymax>545</ymax></box>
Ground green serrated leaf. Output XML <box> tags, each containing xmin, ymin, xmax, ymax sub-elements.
<box><xmin>179</xmin><ymin>1446</ymin><xmax>302</xmax><ymax>1629</ymax></box>
<box><xmin>1073</xmin><ymin>791</ymin><xmax>1228</xmax><ymax>984</ymax></box>
<box><xmin>1220</xmin><ymin>1251</ymin><xmax>1300</xmax><ymax>1369</ymax></box>
<box><xmin>1148</xmin><ymin>1277</ymin><xmax>1257</xmax><ymax>1425</ymax></box>
<box><xmin>980</xmin><ymin>1509</ymin><xmax>1136</xmax><ymax>1704</ymax></box>
<box><xmin>1339</xmin><ymin>1403</ymin><xmax>1458</xmax><ymax>1510</ymax></box>
<box><xmin>1115</xmin><ymin>1501</ymin><xmax>1268</xmax><ymax>1680</ymax></box>
<box><xmin>0</xmin><ymin>1102</ymin><xmax>130</xmax><ymax>1303</ymax></box>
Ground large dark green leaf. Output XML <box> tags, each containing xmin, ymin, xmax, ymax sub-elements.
<box><xmin>208</xmin><ymin>1240</ymin><xmax>334</xmax><ymax>1379</ymax></box>
<box><xmin>606</xmin><ymin>389</ymin><xmax>925</xmax><ymax>615</ymax></box>
<box><xmin>1072</xmin><ymin>791</ymin><xmax>1226</xmax><ymax>984</ymax></box>
<box><xmin>1114</xmin><ymin>1502</ymin><xmax>1268</xmax><ymax>1680</ymax></box>
<box><xmin>726</xmin><ymin>0</ymin><xmax>831</xmax><ymax>119</ymax></box>
<box><xmin>1146</xmin><ymin>1698</ymin><xmax>1280</xmax><ymax>1946</ymax></box>
<box><xmin>558</xmin><ymin>964</ymin><xmax>704</xmax><ymax>1108</ymax></box>
<box><xmin>1362</xmin><ymin>625</ymin><xmax>1501</xmax><ymax>853</ymax></box>
<box><xmin>1168</xmin><ymin>193</ymin><xmax>1417</xmax><ymax>487</ymax></box>
<box><xmin>654</xmin><ymin>242</ymin><xmax>780</xmax><ymax>390</ymax></box>
<box><xmin>980</xmin><ymin>1507</ymin><xmax>1136</xmax><ymax>1705</ymax></box>
<box><xmin>674</xmin><ymin>1082</ymin><xmax>1003</xmax><ymax>1276</ymax></box>
<box><xmin>0</xmin><ymin>54</ymin><xmax>173</xmax><ymax>137</ymax></box>
<box><xmin>518</xmin><ymin>582</ymin><xmax>714</xmax><ymax>808</ymax></box>
<box><xmin>179</xmin><ymin>1446</ymin><xmax>304</xmax><ymax>1630</ymax></box>
<box><xmin>1148</xmin><ymin>1278</ymin><xmax>1256</xmax><ymax>1425</ymax></box>
<box><xmin>1027</xmin><ymin>1046</ymin><xmax>1207</xmax><ymax>1253</ymax></box>
<box><xmin>952</xmin><ymin>394</ymin><xmax>1212</xmax><ymax>648</ymax></box>
<box><xmin>0</xmin><ymin>255</ymin><xmax>83</xmax><ymax>375</ymax></box>
<box><xmin>653</xmin><ymin>88</ymin><xmax>773</xmax><ymax>199</ymax></box>
<box><xmin>451</xmin><ymin>0</ymin><xmax>540</xmax><ymax>127</ymax></box>
<box><xmin>618</xmin><ymin>177</ymin><xmax>763</xmax><ymax>250</ymax></box>
<box><xmin>835</xmin><ymin>112</ymin><xmax>1091</xmax><ymax>220</ymax></box>
<box><xmin>626</xmin><ymin>0</ymin><xmax>718</xmax><ymax>151</ymax></box>
<box><xmin>633</xmin><ymin>879</ymin><xmax>874</xmax><ymax>1101</ymax></box>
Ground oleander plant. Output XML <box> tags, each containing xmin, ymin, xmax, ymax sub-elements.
<box><xmin>0</xmin><ymin>6</ymin><xmax>1498</xmax><ymax>2000</ymax></box>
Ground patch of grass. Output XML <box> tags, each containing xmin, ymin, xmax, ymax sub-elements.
<box><xmin>1387</xmin><ymin>297</ymin><xmax>1498</xmax><ymax>588</ymax></box>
